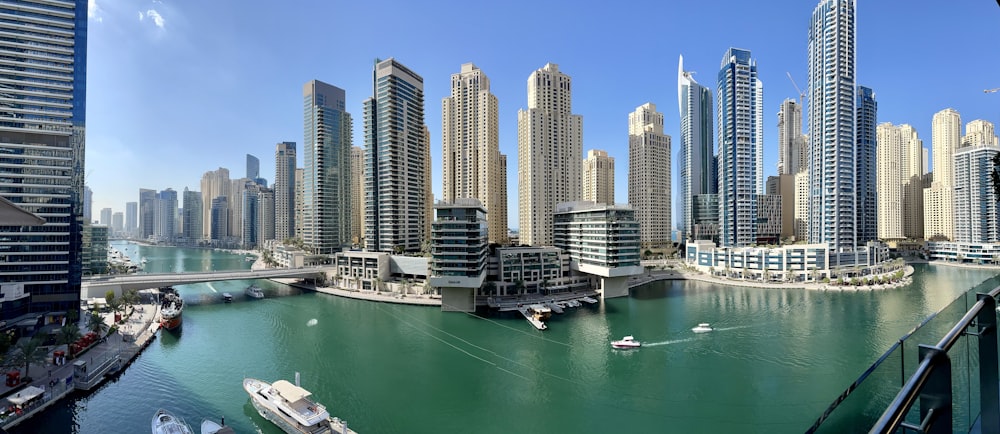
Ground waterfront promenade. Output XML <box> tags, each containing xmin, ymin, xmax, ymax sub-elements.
<box><xmin>0</xmin><ymin>301</ymin><xmax>160</xmax><ymax>430</ymax></box>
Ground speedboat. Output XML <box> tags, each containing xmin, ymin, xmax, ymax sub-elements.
<box><xmin>246</xmin><ymin>285</ymin><xmax>265</xmax><ymax>299</ymax></box>
<box><xmin>692</xmin><ymin>323</ymin><xmax>714</xmax><ymax>333</ymax></box>
<box><xmin>611</xmin><ymin>335</ymin><xmax>641</xmax><ymax>349</ymax></box>
<box><xmin>200</xmin><ymin>418</ymin><xmax>235</xmax><ymax>434</ymax></box>
<box><xmin>152</xmin><ymin>408</ymin><xmax>194</xmax><ymax>434</ymax></box>
<box><xmin>222</xmin><ymin>293</ymin><xmax>233</xmax><ymax>303</ymax></box>
<box><xmin>243</xmin><ymin>374</ymin><xmax>357</xmax><ymax>434</ymax></box>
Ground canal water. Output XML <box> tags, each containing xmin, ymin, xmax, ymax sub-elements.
<box><xmin>13</xmin><ymin>242</ymin><xmax>1000</xmax><ymax>433</ymax></box>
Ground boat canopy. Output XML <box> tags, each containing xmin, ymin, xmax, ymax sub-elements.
<box><xmin>272</xmin><ymin>380</ymin><xmax>311</xmax><ymax>403</ymax></box>
<box><xmin>7</xmin><ymin>386</ymin><xmax>44</xmax><ymax>405</ymax></box>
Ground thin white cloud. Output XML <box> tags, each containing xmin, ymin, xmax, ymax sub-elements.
<box><xmin>138</xmin><ymin>9</ymin><xmax>165</xmax><ymax>29</ymax></box>
<box><xmin>137</xmin><ymin>11</ymin><xmax>143</xmax><ymax>21</ymax></box>
<box><xmin>88</xmin><ymin>0</ymin><xmax>103</xmax><ymax>22</ymax></box>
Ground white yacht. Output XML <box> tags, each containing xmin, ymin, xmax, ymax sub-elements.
<box><xmin>246</xmin><ymin>285</ymin><xmax>265</xmax><ymax>299</ymax></box>
<box><xmin>152</xmin><ymin>409</ymin><xmax>194</xmax><ymax>434</ymax></box>
<box><xmin>692</xmin><ymin>323</ymin><xmax>714</xmax><ymax>333</ymax></box>
<box><xmin>611</xmin><ymin>335</ymin><xmax>641</xmax><ymax>349</ymax></box>
<box><xmin>243</xmin><ymin>376</ymin><xmax>357</xmax><ymax>434</ymax></box>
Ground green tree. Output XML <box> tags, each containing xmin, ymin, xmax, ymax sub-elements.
<box><xmin>11</xmin><ymin>337</ymin><xmax>46</xmax><ymax>379</ymax></box>
<box><xmin>57</xmin><ymin>323</ymin><xmax>82</xmax><ymax>358</ymax></box>
<box><xmin>87</xmin><ymin>311</ymin><xmax>109</xmax><ymax>337</ymax></box>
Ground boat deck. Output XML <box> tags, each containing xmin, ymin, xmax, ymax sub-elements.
<box><xmin>517</xmin><ymin>306</ymin><xmax>547</xmax><ymax>330</ymax></box>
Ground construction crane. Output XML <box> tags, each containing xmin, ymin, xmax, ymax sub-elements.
<box><xmin>786</xmin><ymin>72</ymin><xmax>805</xmax><ymax>106</ymax></box>
<box><xmin>987</xmin><ymin>88</ymin><xmax>1000</xmax><ymax>94</ymax></box>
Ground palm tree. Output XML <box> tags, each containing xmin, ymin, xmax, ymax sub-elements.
<box><xmin>87</xmin><ymin>311</ymin><xmax>109</xmax><ymax>337</ymax></box>
<box><xmin>57</xmin><ymin>323</ymin><xmax>82</xmax><ymax>358</ymax></box>
<box><xmin>12</xmin><ymin>337</ymin><xmax>46</xmax><ymax>379</ymax></box>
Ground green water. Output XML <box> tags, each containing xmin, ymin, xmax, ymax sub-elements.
<box><xmin>13</xmin><ymin>242</ymin><xmax>1000</xmax><ymax>433</ymax></box>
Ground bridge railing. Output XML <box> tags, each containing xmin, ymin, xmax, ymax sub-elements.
<box><xmin>807</xmin><ymin>275</ymin><xmax>1000</xmax><ymax>433</ymax></box>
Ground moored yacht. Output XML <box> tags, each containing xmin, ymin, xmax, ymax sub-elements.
<box><xmin>243</xmin><ymin>375</ymin><xmax>357</xmax><ymax>434</ymax></box>
<box><xmin>152</xmin><ymin>408</ymin><xmax>194</xmax><ymax>434</ymax></box>
<box><xmin>160</xmin><ymin>292</ymin><xmax>183</xmax><ymax>331</ymax></box>
<box><xmin>246</xmin><ymin>285</ymin><xmax>265</xmax><ymax>299</ymax></box>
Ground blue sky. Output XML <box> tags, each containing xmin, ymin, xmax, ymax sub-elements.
<box><xmin>85</xmin><ymin>0</ymin><xmax>1000</xmax><ymax>230</ymax></box>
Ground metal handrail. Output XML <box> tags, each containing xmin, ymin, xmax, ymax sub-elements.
<box><xmin>870</xmin><ymin>287</ymin><xmax>1000</xmax><ymax>434</ymax></box>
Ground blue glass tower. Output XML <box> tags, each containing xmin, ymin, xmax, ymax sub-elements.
<box><xmin>717</xmin><ymin>48</ymin><xmax>763</xmax><ymax>247</ymax></box>
<box><xmin>0</xmin><ymin>0</ymin><xmax>88</xmax><ymax>319</ymax></box>
<box><xmin>678</xmin><ymin>55</ymin><xmax>716</xmax><ymax>242</ymax></box>
<box><xmin>856</xmin><ymin>86</ymin><xmax>878</xmax><ymax>244</ymax></box>
<box><xmin>302</xmin><ymin>80</ymin><xmax>352</xmax><ymax>255</ymax></box>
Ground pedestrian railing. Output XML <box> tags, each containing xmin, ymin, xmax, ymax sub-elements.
<box><xmin>807</xmin><ymin>275</ymin><xmax>1000</xmax><ymax>433</ymax></box>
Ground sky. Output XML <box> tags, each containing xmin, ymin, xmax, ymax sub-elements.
<box><xmin>85</xmin><ymin>0</ymin><xmax>1000</xmax><ymax>230</ymax></box>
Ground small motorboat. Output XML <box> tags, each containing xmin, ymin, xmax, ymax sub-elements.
<box><xmin>222</xmin><ymin>293</ymin><xmax>233</xmax><ymax>303</ymax></box>
<box><xmin>692</xmin><ymin>323</ymin><xmax>714</xmax><ymax>333</ymax></box>
<box><xmin>611</xmin><ymin>335</ymin><xmax>641</xmax><ymax>349</ymax></box>
<box><xmin>200</xmin><ymin>417</ymin><xmax>235</xmax><ymax>434</ymax></box>
<box><xmin>152</xmin><ymin>409</ymin><xmax>194</xmax><ymax>434</ymax></box>
<box><xmin>245</xmin><ymin>285</ymin><xmax>264</xmax><ymax>299</ymax></box>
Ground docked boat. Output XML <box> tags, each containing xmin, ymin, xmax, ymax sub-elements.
<box><xmin>692</xmin><ymin>323</ymin><xmax>714</xmax><ymax>333</ymax></box>
<box><xmin>580</xmin><ymin>296</ymin><xmax>599</xmax><ymax>305</ymax></box>
<box><xmin>566</xmin><ymin>300</ymin><xmax>582</xmax><ymax>308</ymax></box>
<box><xmin>200</xmin><ymin>418</ymin><xmax>235</xmax><ymax>434</ymax></box>
<box><xmin>544</xmin><ymin>301</ymin><xmax>564</xmax><ymax>314</ymax></box>
<box><xmin>160</xmin><ymin>293</ymin><xmax>184</xmax><ymax>331</ymax></box>
<box><xmin>246</xmin><ymin>285</ymin><xmax>265</xmax><ymax>299</ymax></box>
<box><xmin>152</xmin><ymin>408</ymin><xmax>194</xmax><ymax>434</ymax></box>
<box><xmin>526</xmin><ymin>304</ymin><xmax>552</xmax><ymax>320</ymax></box>
<box><xmin>222</xmin><ymin>293</ymin><xmax>233</xmax><ymax>303</ymax></box>
<box><xmin>243</xmin><ymin>375</ymin><xmax>357</xmax><ymax>434</ymax></box>
<box><xmin>611</xmin><ymin>335</ymin><xmax>641</xmax><ymax>349</ymax></box>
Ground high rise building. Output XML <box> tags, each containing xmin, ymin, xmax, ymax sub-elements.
<box><xmin>229</xmin><ymin>178</ymin><xmax>249</xmax><ymax>243</ymax></box>
<box><xmin>274</xmin><ymin>142</ymin><xmax>296</xmax><ymax>242</ymax></box>
<box><xmin>200</xmin><ymin>168</ymin><xmax>231</xmax><ymax>240</ymax></box>
<box><xmin>582</xmin><ymin>150</ymin><xmax>614</xmax><ymax>205</ymax></box>
<box><xmin>304</xmin><ymin>80</ymin><xmax>353</xmax><ymax>254</ymax></box>
<box><xmin>963</xmin><ymin>120</ymin><xmax>999</xmax><ymax>147</ymax></box>
<box><xmin>83</xmin><ymin>186</ymin><xmax>93</xmax><ymax>223</ymax></box>
<box><xmin>678</xmin><ymin>55</ymin><xmax>716</xmax><ymax>242</ymax></box>
<box><xmin>241</xmin><ymin>181</ymin><xmax>260</xmax><ymax>248</ymax></box>
<box><xmin>0</xmin><ymin>0</ymin><xmax>88</xmax><ymax>318</ymax></box>
<box><xmin>155</xmin><ymin>189</ymin><xmax>177</xmax><ymax>242</ymax></box>
<box><xmin>900</xmin><ymin>125</ymin><xmax>925</xmax><ymax>240</ymax></box>
<box><xmin>856</xmin><ymin>86</ymin><xmax>878</xmax><ymax>244</ymax></box>
<box><xmin>953</xmin><ymin>140</ymin><xmax>1000</xmax><ymax>243</ymax></box>
<box><xmin>441</xmin><ymin>63</ymin><xmax>508</xmax><ymax>244</ymax></box>
<box><xmin>100</xmin><ymin>208</ymin><xmax>112</xmax><ymax>226</ymax></box>
<box><xmin>139</xmin><ymin>189</ymin><xmax>157</xmax><ymax>239</ymax></box>
<box><xmin>876</xmin><ymin>123</ymin><xmax>905</xmax><ymax>240</ymax></box>
<box><xmin>210</xmin><ymin>197</ymin><xmax>229</xmax><ymax>242</ymax></box>
<box><xmin>778</xmin><ymin>99</ymin><xmax>807</xmax><ymax>175</ymax></box>
<box><xmin>126</xmin><ymin>202</ymin><xmax>138</xmax><ymax>236</ymax></box>
<box><xmin>294</xmin><ymin>168</ymin><xmax>304</xmax><ymax>240</ymax></box>
<box><xmin>112</xmin><ymin>212</ymin><xmax>124</xmax><ymax>235</ymax></box>
<box><xmin>257</xmin><ymin>187</ymin><xmax>275</xmax><ymax>245</ymax></box>
<box><xmin>364</xmin><ymin>59</ymin><xmax>428</xmax><ymax>253</ymax></box>
<box><xmin>350</xmin><ymin>146</ymin><xmax>365</xmax><ymax>245</ymax></box>
<box><xmin>182</xmin><ymin>188</ymin><xmax>203</xmax><ymax>242</ymax></box>
<box><xmin>807</xmin><ymin>0</ymin><xmax>858</xmax><ymax>250</ymax></box>
<box><xmin>794</xmin><ymin>170</ymin><xmax>810</xmax><ymax>241</ymax></box>
<box><xmin>517</xmin><ymin>63</ymin><xmax>583</xmax><ymax>247</ymax></box>
<box><xmin>247</xmin><ymin>154</ymin><xmax>260</xmax><ymax>180</ymax></box>
<box><xmin>429</xmin><ymin>199</ymin><xmax>489</xmax><ymax>312</ymax></box>
<box><xmin>424</xmin><ymin>125</ymin><xmax>433</xmax><ymax>245</ymax></box>
<box><xmin>717</xmin><ymin>48</ymin><xmax>763</xmax><ymax>247</ymax></box>
<box><xmin>628</xmin><ymin>103</ymin><xmax>671</xmax><ymax>247</ymax></box>
<box><xmin>924</xmin><ymin>108</ymin><xmax>961</xmax><ymax>241</ymax></box>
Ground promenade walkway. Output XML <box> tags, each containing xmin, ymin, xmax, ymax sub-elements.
<box><xmin>284</xmin><ymin>280</ymin><xmax>442</xmax><ymax>306</ymax></box>
<box><xmin>0</xmin><ymin>301</ymin><xmax>160</xmax><ymax>430</ymax></box>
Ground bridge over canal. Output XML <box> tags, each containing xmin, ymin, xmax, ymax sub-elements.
<box><xmin>81</xmin><ymin>266</ymin><xmax>327</xmax><ymax>298</ymax></box>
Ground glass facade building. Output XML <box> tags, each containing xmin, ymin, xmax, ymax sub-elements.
<box><xmin>302</xmin><ymin>80</ymin><xmax>352</xmax><ymax>255</ymax></box>
<box><xmin>716</xmin><ymin>48</ymin><xmax>762</xmax><ymax>247</ymax></box>
<box><xmin>856</xmin><ymin>85</ymin><xmax>878</xmax><ymax>244</ymax></box>
<box><xmin>677</xmin><ymin>55</ymin><xmax>716</xmax><ymax>242</ymax></box>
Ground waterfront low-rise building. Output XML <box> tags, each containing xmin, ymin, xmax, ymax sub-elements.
<box><xmin>429</xmin><ymin>199</ymin><xmax>488</xmax><ymax>312</ymax></box>
<box><xmin>685</xmin><ymin>240</ymin><xmax>888</xmax><ymax>282</ymax></box>
<box><xmin>554</xmin><ymin>201</ymin><xmax>643</xmax><ymax>297</ymax></box>
<box><xmin>926</xmin><ymin>241</ymin><xmax>1000</xmax><ymax>264</ymax></box>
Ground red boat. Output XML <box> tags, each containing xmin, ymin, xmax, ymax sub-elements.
<box><xmin>160</xmin><ymin>293</ymin><xmax>183</xmax><ymax>330</ymax></box>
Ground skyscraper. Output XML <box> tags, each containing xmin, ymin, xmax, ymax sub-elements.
<box><xmin>200</xmin><ymin>168</ymin><xmax>231</xmax><ymax>240</ymax></box>
<box><xmin>954</xmin><ymin>138</ymin><xmax>1000</xmax><ymax>243</ymax></box>
<box><xmin>517</xmin><ymin>63</ymin><xmax>583</xmax><ymax>246</ymax></box>
<box><xmin>83</xmin><ymin>186</ymin><xmax>93</xmax><ymax>223</ymax></box>
<box><xmin>808</xmin><ymin>0</ymin><xmax>857</xmax><ymax>250</ymax></box>
<box><xmin>139</xmin><ymin>189</ymin><xmax>157</xmax><ymax>239</ymax></box>
<box><xmin>717</xmin><ymin>48</ymin><xmax>763</xmax><ymax>247</ymax></box>
<box><xmin>155</xmin><ymin>189</ymin><xmax>177</xmax><ymax>243</ymax></box>
<box><xmin>126</xmin><ymin>202</ymin><xmax>138</xmax><ymax>236</ymax></box>
<box><xmin>582</xmin><ymin>150</ymin><xmax>614</xmax><ymax>205</ymax></box>
<box><xmin>100</xmin><ymin>208</ymin><xmax>112</xmax><ymax>226</ymax></box>
<box><xmin>778</xmin><ymin>99</ymin><xmax>806</xmax><ymax>175</ymax></box>
<box><xmin>294</xmin><ymin>168</ymin><xmax>304</xmax><ymax>240</ymax></box>
<box><xmin>678</xmin><ymin>55</ymin><xmax>716</xmax><ymax>242</ymax></box>
<box><xmin>964</xmin><ymin>120</ymin><xmax>999</xmax><ymax>147</ymax></box>
<box><xmin>182</xmin><ymin>188</ymin><xmax>203</xmax><ymax>242</ymax></box>
<box><xmin>304</xmin><ymin>80</ymin><xmax>353</xmax><ymax>255</ymax></box>
<box><xmin>856</xmin><ymin>86</ymin><xmax>878</xmax><ymax>244</ymax></box>
<box><xmin>274</xmin><ymin>142</ymin><xmax>296</xmax><ymax>241</ymax></box>
<box><xmin>442</xmin><ymin>63</ymin><xmax>508</xmax><ymax>244</ymax></box>
<box><xmin>247</xmin><ymin>154</ymin><xmax>260</xmax><ymax>180</ymax></box>
<box><xmin>924</xmin><ymin>108</ymin><xmax>961</xmax><ymax>241</ymax></box>
<box><xmin>0</xmin><ymin>0</ymin><xmax>88</xmax><ymax>318</ymax></box>
<box><xmin>900</xmin><ymin>125</ymin><xmax>925</xmax><ymax>240</ymax></box>
<box><xmin>876</xmin><ymin>123</ymin><xmax>904</xmax><ymax>240</ymax></box>
<box><xmin>628</xmin><ymin>103</ymin><xmax>671</xmax><ymax>247</ymax></box>
<box><xmin>210</xmin><ymin>197</ymin><xmax>229</xmax><ymax>242</ymax></box>
<box><xmin>350</xmin><ymin>146</ymin><xmax>365</xmax><ymax>245</ymax></box>
<box><xmin>112</xmin><ymin>212</ymin><xmax>124</xmax><ymax>236</ymax></box>
<box><xmin>364</xmin><ymin>59</ymin><xmax>428</xmax><ymax>253</ymax></box>
<box><xmin>257</xmin><ymin>187</ymin><xmax>275</xmax><ymax>245</ymax></box>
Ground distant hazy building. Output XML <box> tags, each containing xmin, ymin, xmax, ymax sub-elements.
<box><xmin>628</xmin><ymin>103</ymin><xmax>671</xmax><ymax>247</ymax></box>
<box><xmin>350</xmin><ymin>146</ymin><xmax>365</xmax><ymax>245</ymax></box>
<box><xmin>200</xmin><ymin>168</ymin><xmax>231</xmax><ymax>240</ymax></box>
<box><xmin>257</xmin><ymin>187</ymin><xmax>275</xmax><ymax>245</ymax></box>
<box><xmin>518</xmin><ymin>63</ymin><xmax>583</xmax><ymax>247</ymax></box>
<box><xmin>856</xmin><ymin>86</ymin><xmax>878</xmax><ymax>245</ymax></box>
<box><xmin>83</xmin><ymin>186</ymin><xmax>93</xmax><ymax>223</ymax></box>
<box><xmin>294</xmin><ymin>168</ymin><xmax>304</xmax><ymax>240</ymax></box>
<box><xmin>139</xmin><ymin>188</ymin><xmax>157</xmax><ymax>239</ymax></box>
<box><xmin>924</xmin><ymin>108</ymin><xmax>961</xmax><ymax>241</ymax></box>
<box><xmin>778</xmin><ymin>99</ymin><xmax>806</xmax><ymax>175</ymax></box>
<box><xmin>155</xmin><ymin>189</ymin><xmax>178</xmax><ymax>243</ymax></box>
<box><xmin>182</xmin><ymin>188</ymin><xmax>203</xmax><ymax>242</ymax></box>
<box><xmin>442</xmin><ymin>63</ymin><xmax>508</xmax><ymax>244</ymax></box>
<box><xmin>274</xmin><ymin>142</ymin><xmax>296</xmax><ymax>242</ymax></box>
<box><xmin>953</xmin><ymin>141</ymin><xmax>1000</xmax><ymax>243</ymax></box>
<box><xmin>210</xmin><ymin>197</ymin><xmax>229</xmax><ymax>241</ymax></box>
<box><xmin>99</xmin><ymin>208</ymin><xmax>112</xmax><ymax>226</ymax></box>
<box><xmin>678</xmin><ymin>55</ymin><xmax>716</xmax><ymax>242</ymax></box>
<box><xmin>364</xmin><ymin>59</ymin><xmax>429</xmax><ymax>253</ymax></box>
<box><xmin>582</xmin><ymin>149</ymin><xmax>614</xmax><ymax>205</ymax></box>
<box><xmin>808</xmin><ymin>0</ymin><xmax>857</xmax><ymax>250</ymax></box>
<box><xmin>303</xmin><ymin>80</ymin><xmax>353</xmax><ymax>254</ymax></box>
<box><xmin>126</xmin><ymin>202</ymin><xmax>138</xmax><ymax>236</ymax></box>
<box><xmin>717</xmin><ymin>48</ymin><xmax>763</xmax><ymax>247</ymax></box>
<box><xmin>112</xmin><ymin>212</ymin><xmax>124</xmax><ymax>236</ymax></box>
<box><xmin>229</xmin><ymin>178</ymin><xmax>249</xmax><ymax>243</ymax></box>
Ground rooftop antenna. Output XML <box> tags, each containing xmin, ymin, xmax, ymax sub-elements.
<box><xmin>786</xmin><ymin>72</ymin><xmax>805</xmax><ymax>106</ymax></box>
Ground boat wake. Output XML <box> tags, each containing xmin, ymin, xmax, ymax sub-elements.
<box><xmin>642</xmin><ymin>337</ymin><xmax>696</xmax><ymax>347</ymax></box>
<box><xmin>712</xmin><ymin>325</ymin><xmax>751</xmax><ymax>332</ymax></box>
<box><xmin>206</xmin><ymin>282</ymin><xmax>218</xmax><ymax>293</ymax></box>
